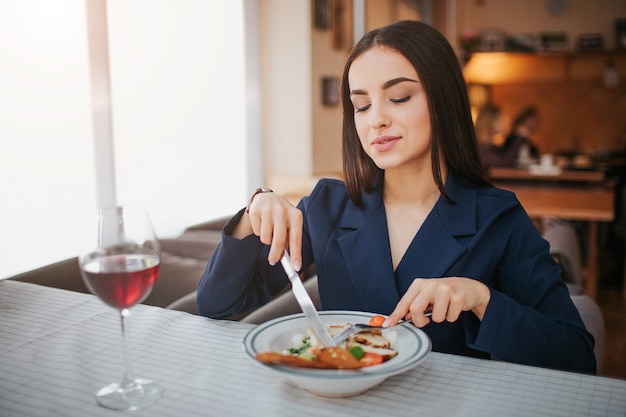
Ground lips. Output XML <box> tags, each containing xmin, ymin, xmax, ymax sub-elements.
<box><xmin>371</xmin><ymin>135</ymin><xmax>400</xmax><ymax>152</ymax></box>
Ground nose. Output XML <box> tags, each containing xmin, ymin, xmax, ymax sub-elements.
<box><xmin>368</xmin><ymin>104</ymin><xmax>390</xmax><ymax>129</ymax></box>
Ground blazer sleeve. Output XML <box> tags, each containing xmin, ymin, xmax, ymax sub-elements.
<box><xmin>464</xmin><ymin>203</ymin><xmax>596</xmax><ymax>374</ymax></box>
<box><xmin>195</xmin><ymin>180</ymin><xmax>339</xmax><ymax>319</ymax></box>
<box><xmin>196</xmin><ymin>208</ymin><xmax>290</xmax><ymax>319</ymax></box>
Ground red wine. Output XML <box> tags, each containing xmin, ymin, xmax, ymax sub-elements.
<box><xmin>82</xmin><ymin>254</ymin><xmax>160</xmax><ymax>310</ymax></box>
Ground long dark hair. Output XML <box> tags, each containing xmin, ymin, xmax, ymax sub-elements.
<box><xmin>341</xmin><ymin>20</ymin><xmax>491</xmax><ymax>205</ymax></box>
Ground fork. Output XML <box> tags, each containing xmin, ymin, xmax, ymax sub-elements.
<box><xmin>331</xmin><ymin>314</ymin><xmax>431</xmax><ymax>345</ymax></box>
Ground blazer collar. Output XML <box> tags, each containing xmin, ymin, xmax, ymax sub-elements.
<box><xmin>336</xmin><ymin>172</ymin><xmax>478</xmax><ymax>310</ymax></box>
<box><xmin>338</xmin><ymin>171</ymin><xmax>478</xmax><ymax>235</ymax></box>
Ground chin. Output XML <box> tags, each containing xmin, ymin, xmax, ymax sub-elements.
<box><xmin>370</xmin><ymin>156</ymin><xmax>403</xmax><ymax>170</ymax></box>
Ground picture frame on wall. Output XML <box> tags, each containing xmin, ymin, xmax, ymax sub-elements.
<box><xmin>322</xmin><ymin>77</ymin><xmax>339</xmax><ymax>106</ymax></box>
<box><xmin>331</xmin><ymin>0</ymin><xmax>353</xmax><ymax>51</ymax></box>
<box><xmin>314</xmin><ymin>0</ymin><xmax>330</xmax><ymax>29</ymax></box>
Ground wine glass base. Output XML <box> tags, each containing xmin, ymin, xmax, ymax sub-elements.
<box><xmin>96</xmin><ymin>378</ymin><xmax>163</xmax><ymax>410</ymax></box>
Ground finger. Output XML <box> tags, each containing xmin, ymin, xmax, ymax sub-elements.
<box><xmin>247</xmin><ymin>195</ymin><xmax>267</xmax><ymax>237</ymax></box>
<box><xmin>384</xmin><ymin>281</ymin><xmax>422</xmax><ymax>327</ymax></box>
<box><xmin>384</xmin><ymin>306</ymin><xmax>409</xmax><ymax>328</ymax></box>
<box><xmin>258</xmin><ymin>207</ymin><xmax>276</xmax><ymax>246</ymax></box>
<box><xmin>429</xmin><ymin>290</ymin><xmax>451</xmax><ymax>324</ymax></box>
<box><xmin>409</xmin><ymin>300</ymin><xmax>434</xmax><ymax>328</ymax></box>
<box><xmin>445</xmin><ymin>293</ymin><xmax>464</xmax><ymax>323</ymax></box>
<box><xmin>407</xmin><ymin>281</ymin><xmax>436</xmax><ymax>328</ymax></box>
<box><xmin>384</xmin><ymin>296</ymin><xmax>412</xmax><ymax>327</ymax></box>
<box><xmin>247</xmin><ymin>209</ymin><xmax>262</xmax><ymax>238</ymax></box>
<box><xmin>445</xmin><ymin>305</ymin><xmax>462</xmax><ymax>323</ymax></box>
<box><xmin>267</xmin><ymin>210</ymin><xmax>288</xmax><ymax>266</ymax></box>
<box><xmin>286</xmin><ymin>210</ymin><xmax>303</xmax><ymax>271</ymax></box>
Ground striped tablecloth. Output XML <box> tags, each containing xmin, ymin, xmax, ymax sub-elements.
<box><xmin>1</xmin><ymin>280</ymin><xmax>625</xmax><ymax>417</ymax></box>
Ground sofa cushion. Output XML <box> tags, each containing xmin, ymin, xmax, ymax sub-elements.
<box><xmin>7</xmin><ymin>257</ymin><xmax>89</xmax><ymax>294</ymax></box>
<box><xmin>166</xmin><ymin>290</ymin><xmax>199</xmax><ymax>315</ymax></box>
<box><xmin>184</xmin><ymin>216</ymin><xmax>231</xmax><ymax>232</ymax></box>
<box><xmin>158</xmin><ymin>230</ymin><xmax>222</xmax><ymax>260</ymax></box>
<box><xmin>240</xmin><ymin>275</ymin><xmax>319</xmax><ymax>324</ymax></box>
<box><xmin>142</xmin><ymin>250</ymin><xmax>208</xmax><ymax>308</ymax></box>
<box><xmin>7</xmin><ymin>240</ymin><xmax>216</xmax><ymax>310</ymax></box>
<box><xmin>7</xmin><ymin>222</ymin><xmax>225</xmax><ymax>310</ymax></box>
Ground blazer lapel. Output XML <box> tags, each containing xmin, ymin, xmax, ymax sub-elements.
<box><xmin>396</xmin><ymin>172</ymin><xmax>478</xmax><ymax>291</ymax></box>
<box><xmin>337</xmin><ymin>186</ymin><xmax>400</xmax><ymax>312</ymax></box>
<box><xmin>394</xmin><ymin>209</ymin><xmax>467</xmax><ymax>293</ymax></box>
<box><xmin>336</xmin><ymin>172</ymin><xmax>479</xmax><ymax>306</ymax></box>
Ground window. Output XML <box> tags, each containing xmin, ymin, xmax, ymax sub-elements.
<box><xmin>0</xmin><ymin>0</ymin><xmax>252</xmax><ymax>278</ymax></box>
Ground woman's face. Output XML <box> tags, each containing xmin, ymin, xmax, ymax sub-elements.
<box><xmin>348</xmin><ymin>46</ymin><xmax>432</xmax><ymax>172</ymax></box>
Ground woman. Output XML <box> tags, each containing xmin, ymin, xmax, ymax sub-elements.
<box><xmin>502</xmin><ymin>105</ymin><xmax>541</xmax><ymax>166</ymax></box>
<box><xmin>475</xmin><ymin>104</ymin><xmax>511</xmax><ymax>168</ymax></box>
<box><xmin>197</xmin><ymin>21</ymin><xmax>595</xmax><ymax>374</ymax></box>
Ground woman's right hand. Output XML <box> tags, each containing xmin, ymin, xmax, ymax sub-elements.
<box><xmin>238</xmin><ymin>191</ymin><xmax>303</xmax><ymax>271</ymax></box>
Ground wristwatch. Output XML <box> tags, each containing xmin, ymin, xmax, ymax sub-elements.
<box><xmin>246</xmin><ymin>188</ymin><xmax>273</xmax><ymax>213</ymax></box>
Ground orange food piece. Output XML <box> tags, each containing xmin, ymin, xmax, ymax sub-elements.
<box><xmin>318</xmin><ymin>347</ymin><xmax>363</xmax><ymax>369</ymax></box>
<box><xmin>256</xmin><ymin>347</ymin><xmax>366</xmax><ymax>370</ymax></box>
<box><xmin>368</xmin><ymin>315</ymin><xmax>386</xmax><ymax>326</ymax></box>
<box><xmin>255</xmin><ymin>352</ymin><xmax>333</xmax><ymax>369</ymax></box>
<box><xmin>360</xmin><ymin>352</ymin><xmax>384</xmax><ymax>367</ymax></box>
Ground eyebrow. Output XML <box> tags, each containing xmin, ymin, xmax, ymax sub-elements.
<box><xmin>350</xmin><ymin>77</ymin><xmax>419</xmax><ymax>96</ymax></box>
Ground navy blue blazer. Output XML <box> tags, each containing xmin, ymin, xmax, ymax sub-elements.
<box><xmin>197</xmin><ymin>172</ymin><xmax>596</xmax><ymax>373</ymax></box>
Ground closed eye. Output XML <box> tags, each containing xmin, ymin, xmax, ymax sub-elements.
<box><xmin>391</xmin><ymin>96</ymin><xmax>411</xmax><ymax>104</ymax></box>
<box><xmin>355</xmin><ymin>104</ymin><xmax>371</xmax><ymax>113</ymax></box>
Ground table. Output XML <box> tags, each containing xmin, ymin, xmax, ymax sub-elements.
<box><xmin>489</xmin><ymin>167</ymin><xmax>607</xmax><ymax>183</ymax></box>
<box><xmin>1</xmin><ymin>281</ymin><xmax>625</xmax><ymax>417</ymax></box>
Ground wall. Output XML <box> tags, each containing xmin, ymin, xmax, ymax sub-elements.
<box><xmin>261</xmin><ymin>0</ymin><xmax>313</xmax><ymax>194</ymax></box>
<box><xmin>311</xmin><ymin>16</ymin><xmax>346</xmax><ymax>176</ymax></box>
<box><xmin>492</xmin><ymin>77</ymin><xmax>626</xmax><ymax>155</ymax></box>
<box><xmin>457</xmin><ymin>0</ymin><xmax>625</xmax><ymax>50</ymax></box>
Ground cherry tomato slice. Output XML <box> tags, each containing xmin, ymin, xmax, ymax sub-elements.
<box><xmin>360</xmin><ymin>352</ymin><xmax>384</xmax><ymax>367</ymax></box>
<box><xmin>368</xmin><ymin>315</ymin><xmax>386</xmax><ymax>327</ymax></box>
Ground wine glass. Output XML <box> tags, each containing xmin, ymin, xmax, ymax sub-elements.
<box><xmin>78</xmin><ymin>206</ymin><xmax>163</xmax><ymax>410</ymax></box>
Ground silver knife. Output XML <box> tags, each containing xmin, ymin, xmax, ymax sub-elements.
<box><xmin>280</xmin><ymin>250</ymin><xmax>336</xmax><ymax>347</ymax></box>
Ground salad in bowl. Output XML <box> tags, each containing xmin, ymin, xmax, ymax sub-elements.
<box><xmin>243</xmin><ymin>311</ymin><xmax>431</xmax><ymax>397</ymax></box>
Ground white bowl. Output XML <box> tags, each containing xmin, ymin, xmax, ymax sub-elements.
<box><xmin>243</xmin><ymin>311</ymin><xmax>431</xmax><ymax>397</ymax></box>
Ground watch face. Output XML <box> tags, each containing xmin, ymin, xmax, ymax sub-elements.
<box><xmin>547</xmin><ymin>0</ymin><xmax>569</xmax><ymax>16</ymax></box>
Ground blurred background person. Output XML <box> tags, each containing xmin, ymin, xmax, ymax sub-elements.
<box><xmin>504</xmin><ymin>105</ymin><xmax>541</xmax><ymax>167</ymax></box>
<box><xmin>475</xmin><ymin>104</ymin><xmax>511</xmax><ymax>168</ymax></box>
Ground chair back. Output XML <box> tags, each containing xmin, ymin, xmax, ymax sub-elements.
<box><xmin>542</xmin><ymin>218</ymin><xmax>584</xmax><ymax>288</ymax></box>
<box><xmin>570</xmin><ymin>295</ymin><xmax>605</xmax><ymax>372</ymax></box>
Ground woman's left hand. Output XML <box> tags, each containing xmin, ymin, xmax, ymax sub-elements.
<box><xmin>384</xmin><ymin>277</ymin><xmax>491</xmax><ymax>328</ymax></box>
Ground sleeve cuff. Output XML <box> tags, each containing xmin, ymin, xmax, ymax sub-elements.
<box><xmin>465</xmin><ymin>287</ymin><xmax>504</xmax><ymax>350</ymax></box>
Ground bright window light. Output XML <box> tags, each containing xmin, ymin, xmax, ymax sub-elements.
<box><xmin>0</xmin><ymin>0</ymin><xmax>248</xmax><ymax>278</ymax></box>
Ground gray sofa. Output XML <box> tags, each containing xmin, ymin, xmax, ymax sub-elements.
<box><xmin>7</xmin><ymin>216</ymin><xmax>228</xmax><ymax>313</ymax></box>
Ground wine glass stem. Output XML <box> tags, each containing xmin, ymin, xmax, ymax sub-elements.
<box><xmin>119</xmin><ymin>308</ymin><xmax>135</xmax><ymax>387</ymax></box>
